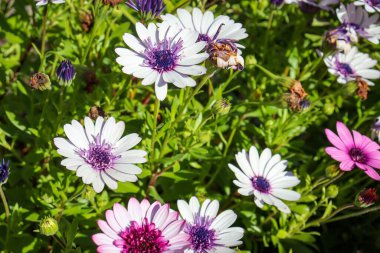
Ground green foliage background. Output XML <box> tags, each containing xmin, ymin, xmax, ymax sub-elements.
<box><xmin>0</xmin><ymin>0</ymin><xmax>379</xmax><ymax>252</ymax></box>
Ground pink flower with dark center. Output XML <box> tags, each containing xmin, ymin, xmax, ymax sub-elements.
<box><xmin>92</xmin><ymin>198</ymin><xmax>189</xmax><ymax>253</ymax></box>
<box><xmin>325</xmin><ymin>121</ymin><xmax>380</xmax><ymax>180</ymax></box>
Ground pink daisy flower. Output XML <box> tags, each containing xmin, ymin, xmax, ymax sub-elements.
<box><xmin>325</xmin><ymin>121</ymin><xmax>380</xmax><ymax>181</ymax></box>
<box><xmin>92</xmin><ymin>198</ymin><xmax>189</xmax><ymax>253</ymax></box>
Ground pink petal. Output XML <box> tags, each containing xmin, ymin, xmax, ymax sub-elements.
<box><xmin>339</xmin><ymin>160</ymin><xmax>354</xmax><ymax>171</ymax></box>
<box><xmin>97</xmin><ymin>220</ymin><xmax>120</xmax><ymax>239</ymax></box>
<box><xmin>364</xmin><ymin>167</ymin><xmax>380</xmax><ymax>181</ymax></box>
<box><xmin>96</xmin><ymin>245</ymin><xmax>120</xmax><ymax>253</ymax></box>
<box><xmin>356</xmin><ymin>163</ymin><xmax>367</xmax><ymax>170</ymax></box>
<box><xmin>325</xmin><ymin>129</ymin><xmax>347</xmax><ymax>151</ymax></box>
<box><xmin>362</xmin><ymin>135</ymin><xmax>380</xmax><ymax>151</ymax></box>
<box><xmin>366</xmin><ymin>151</ymin><xmax>380</xmax><ymax>161</ymax></box>
<box><xmin>325</xmin><ymin>147</ymin><xmax>350</xmax><ymax>162</ymax></box>
<box><xmin>92</xmin><ymin>233</ymin><xmax>114</xmax><ymax>246</ymax></box>
<box><xmin>366</xmin><ymin>158</ymin><xmax>380</xmax><ymax>169</ymax></box>
<box><xmin>336</xmin><ymin>122</ymin><xmax>354</xmax><ymax>148</ymax></box>
<box><xmin>352</xmin><ymin>130</ymin><xmax>363</xmax><ymax>148</ymax></box>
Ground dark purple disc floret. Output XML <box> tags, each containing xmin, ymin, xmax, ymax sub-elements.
<box><xmin>126</xmin><ymin>0</ymin><xmax>165</xmax><ymax>18</ymax></box>
<box><xmin>56</xmin><ymin>59</ymin><xmax>76</xmax><ymax>86</ymax></box>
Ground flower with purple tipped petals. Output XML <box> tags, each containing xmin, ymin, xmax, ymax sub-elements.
<box><xmin>0</xmin><ymin>158</ymin><xmax>10</xmax><ymax>184</ymax></box>
<box><xmin>92</xmin><ymin>198</ymin><xmax>190</xmax><ymax>252</ymax></box>
<box><xmin>229</xmin><ymin>146</ymin><xmax>301</xmax><ymax>213</ymax></box>
<box><xmin>324</xmin><ymin>47</ymin><xmax>380</xmax><ymax>85</ymax></box>
<box><xmin>178</xmin><ymin>196</ymin><xmax>244</xmax><ymax>253</ymax></box>
<box><xmin>115</xmin><ymin>22</ymin><xmax>208</xmax><ymax>101</ymax></box>
<box><xmin>56</xmin><ymin>60</ymin><xmax>76</xmax><ymax>86</ymax></box>
<box><xmin>54</xmin><ymin>117</ymin><xmax>147</xmax><ymax>193</ymax></box>
<box><xmin>271</xmin><ymin>0</ymin><xmax>285</xmax><ymax>5</ymax></box>
<box><xmin>126</xmin><ymin>0</ymin><xmax>165</xmax><ymax>18</ymax></box>
<box><xmin>325</xmin><ymin>121</ymin><xmax>380</xmax><ymax>181</ymax></box>
<box><xmin>35</xmin><ymin>0</ymin><xmax>65</xmax><ymax>6</ymax></box>
<box><xmin>354</xmin><ymin>0</ymin><xmax>380</xmax><ymax>13</ymax></box>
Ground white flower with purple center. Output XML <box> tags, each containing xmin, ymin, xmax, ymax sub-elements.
<box><xmin>35</xmin><ymin>0</ymin><xmax>65</xmax><ymax>6</ymax></box>
<box><xmin>92</xmin><ymin>198</ymin><xmax>190</xmax><ymax>252</ymax></box>
<box><xmin>115</xmin><ymin>22</ymin><xmax>209</xmax><ymax>101</ymax></box>
<box><xmin>177</xmin><ymin>197</ymin><xmax>244</xmax><ymax>253</ymax></box>
<box><xmin>354</xmin><ymin>0</ymin><xmax>380</xmax><ymax>13</ymax></box>
<box><xmin>324</xmin><ymin>47</ymin><xmax>380</xmax><ymax>85</ymax></box>
<box><xmin>161</xmin><ymin>8</ymin><xmax>248</xmax><ymax>46</ymax></box>
<box><xmin>228</xmin><ymin>146</ymin><xmax>301</xmax><ymax>213</ymax></box>
<box><xmin>54</xmin><ymin>117</ymin><xmax>146</xmax><ymax>193</ymax></box>
<box><xmin>334</xmin><ymin>4</ymin><xmax>380</xmax><ymax>46</ymax></box>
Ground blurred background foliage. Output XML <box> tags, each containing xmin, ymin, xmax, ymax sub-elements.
<box><xmin>0</xmin><ymin>0</ymin><xmax>379</xmax><ymax>252</ymax></box>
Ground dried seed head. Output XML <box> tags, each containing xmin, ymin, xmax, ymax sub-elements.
<box><xmin>102</xmin><ymin>0</ymin><xmax>122</xmax><ymax>7</ymax></box>
<box><xmin>356</xmin><ymin>78</ymin><xmax>369</xmax><ymax>101</ymax></box>
<box><xmin>80</xmin><ymin>11</ymin><xmax>93</xmax><ymax>33</ymax></box>
<box><xmin>29</xmin><ymin>73</ymin><xmax>51</xmax><ymax>91</ymax></box>
<box><xmin>207</xmin><ymin>39</ymin><xmax>244</xmax><ymax>71</ymax></box>
<box><xmin>355</xmin><ymin>188</ymin><xmax>378</xmax><ymax>208</ymax></box>
<box><xmin>88</xmin><ymin>106</ymin><xmax>105</xmax><ymax>120</ymax></box>
<box><xmin>284</xmin><ymin>81</ymin><xmax>310</xmax><ymax>112</ymax></box>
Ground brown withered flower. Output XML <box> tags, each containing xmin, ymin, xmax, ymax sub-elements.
<box><xmin>102</xmin><ymin>0</ymin><xmax>122</xmax><ymax>7</ymax></box>
<box><xmin>207</xmin><ymin>39</ymin><xmax>244</xmax><ymax>71</ymax></box>
<box><xmin>28</xmin><ymin>73</ymin><xmax>51</xmax><ymax>91</ymax></box>
<box><xmin>356</xmin><ymin>77</ymin><xmax>369</xmax><ymax>101</ymax></box>
<box><xmin>284</xmin><ymin>81</ymin><xmax>310</xmax><ymax>112</ymax></box>
<box><xmin>88</xmin><ymin>106</ymin><xmax>105</xmax><ymax>120</ymax></box>
<box><xmin>80</xmin><ymin>11</ymin><xmax>94</xmax><ymax>33</ymax></box>
<box><xmin>355</xmin><ymin>188</ymin><xmax>378</xmax><ymax>208</ymax></box>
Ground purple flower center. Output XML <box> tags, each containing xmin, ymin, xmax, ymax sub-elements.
<box><xmin>186</xmin><ymin>222</ymin><xmax>216</xmax><ymax>252</ymax></box>
<box><xmin>366</xmin><ymin>0</ymin><xmax>380</xmax><ymax>7</ymax></box>
<box><xmin>252</xmin><ymin>176</ymin><xmax>271</xmax><ymax>193</ymax></box>
<box><xmin>271</xmin><ymin>0</ymin><xmax>284</xmax><ymax>5</ymax></box>
<box><xmin>145</xmin><ymin>38</ymin><xmax>183</xmax><ymax>73</ymax></box>
<box><xmin>80</xmin><ymin>136</ymin><xmax>119</xmax><ymax>171</ymax></box>
<box><xmin>115</xmin><ymin>219</ymin><xmax>169</xmax><ymax>253</ymax></box>
<box><xmin>336</xmin><ymin>62</ymin><xmax>354</xmax><ymax>77</ymax></box>
<box><xmin>349</xmin><ymin>148</ymin><xmax>368</xmax><ymax>164</ymax></box>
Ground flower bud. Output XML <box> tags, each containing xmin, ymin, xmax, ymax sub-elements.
<box><xmin>126</xmin><ymin>0</ymin><xmax>165</xmax><ymax>19</ymax></box>
<box><xmin>355</xmin><ymin>188</ymin><xmax>378</xmax><ymax>208</ymax></box>
<box><xmin>88</xmin><ymin>106</ymin><xmax>105</xmax><ymax>120</ymax></box>
<box><xmin>28</xmin><ymin>73</ymin><xmax>51</xmax><ymax>91</ymax></box>
<box><xmin>0</xmin><ymin>158</ymin><xmax>10</xmax><ymax>184</ymax></box>
<box><xmin>213</xmin><ymin>98</ymin><xmax>231</xmax><ymax>115</ymax></box>
<box><xmin>82</xmin><ymin>185</ymin><xmax>96</xmax><ymax>201</ymax></box>
<box><xmin>102</xmin><ymin>0</ymin><xmax>122</xmax><ymax>7</ymax></box>
<box><xmin>325</xmin><ymin>164</ymin><xmax>340</xmax><ymax>178</ymax></box>
<box><xmin>56</xmin><ymin>60</ymin><xmax>76</xmax><ymax>86</ymax></box>
<box><xmin>326</xmin><ymin>184</ymin><xmax>339</xmax><ymax>199</ymax></box>
<box><xmin>323</xmin><ymin>101</ymin><xmax>335</xmax><ymax>115</ymax></box>
<box><xmin>40</xmin><ymin>217</ymin><xmax>59</xmax><ymax>236</ymax></box>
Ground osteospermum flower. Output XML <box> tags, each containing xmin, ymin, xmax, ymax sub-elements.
<box><xmin>0</xmin><ymin>158</ymin><xmax>10</xmax><ymax>184</ymax></box>
<box><xmin>126</xmin><ymin>0</ymin><xmax>165</xmax><ymax>18</ymax></box>
<box><xmin>371</xmin><ymin>116</ymin><xmax>380</xmax><ymax>141</ymax></box>
<box><xmin>354</xmin><ymin>0</ymin><xmax>380</xmax><ymax>13</ymax></box>
<box><xmin>282</xmin><ymin>0</ymin><xmax>339</xmax><ymax>12</ymax></box>
<box><xmin>35</xmin><ymin>0</ymin><xmax>65</xmax><ymax>6</ymax></box>
<box><xmin>324</xmin><ymin>47</ymin><xmax>380</xmax><ymax>85</ymax></box>
<box><xmin>325</xmin><ymin>121</ymin><xmax>380</xmax><ymax>181</ymax></box>
<box><xmin>228</xmin><ymin>146</ymin><xmax>301</xmax><ymax>213</ymax></box>
<box><xmin>56</xmin><ymin>59</ymin><xmax>76</xmax><ymax>86</ymax></box>
<box><xmin>54</xmin><ymin>117</ymin><xmax>146</xmax><ymax>193</ymax></box>
<box><xmin>177</xmin><ymin>196</ymin><xmax>244</xmax><ymax>253</ymax></box>
<box><xmin>92</xmin><ymin>198</ymin><xmax>189</xmax><ymax>252</ymax></box>
<box><xmin>115</xmin><ymin>22</ymin><xmax>208</xmax><ymax>101</ymax></box>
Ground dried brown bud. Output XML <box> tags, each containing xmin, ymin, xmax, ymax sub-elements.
<box><xmin>207</xmin><ymin>40</ymin><xmax>244</xmax><ymax>71</ymax></box>
<box><xmin>355</xmin><ymin>188</ymin><xmax>378</xmax><ymax>208</ymax></box>
<box><xmin>284</xmin><ymin>81</ymin><xmax>310</xmax><ymax>112</ymax></box>
<box><xmin>28</xmin><ymin>73</ymin><xmax>51</xmax><ymax>91</ymax></box>
<box><xmin>356</xmin><ymin>78</ymin><xmax>369</xmax><ymax>101</ymax></box>
<box><xmin>102</xmin><ymin>0</ymin><xmax>122</xmax><ymax>7</ymax></box>
<box><xmin>80</xmin><ymin>11</ymin><xmax>94</xmax><ymax>33</ymax></box>
<box><xmin>88</xmin><ymin>106</ymin><xmax>105</xmax><ymax>120</ymax></box>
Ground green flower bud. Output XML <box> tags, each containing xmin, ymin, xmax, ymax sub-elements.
<box><xmin>213</xmin><ymin>98</ymin><xmax>231</xmax><ymax>115</ymax></box>
<box><xmin>40</xmin><ymin>217</ymin><xmax>58</xmax><ymax>236</ymax></box>
<box><xmin>82</xmin><ymin>185</ymin><xmax>96</xmax><ymax>201</ymax></box>
<box><xmin>323</xmin><ymin>101</ymin><xmax>335</xmax><ymax>115</ymax></box>
<box><xmin>325</xmin><ymin>164</ymin><xmax>340</xmax><ymax>178</ymax></box>
<box><xmin>326</xmin><ymin>184</ymin><xmax>339</xmax><ymax>199</ymax></box>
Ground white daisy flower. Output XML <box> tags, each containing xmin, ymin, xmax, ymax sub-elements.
<box><xmin>228</xmin><ymin>146</ymin><xmax>301</xmax><ymax>214</ymax></box>
<box><xmin>115</xmin><ymin>22</ymin><xmax>209</xmax><ymax>101</ymax></box>
<box><xmin>177</xmin><ymin>196</ymin><xmax>244</xmax><ymax>253</ymax></box>
<box><xmin>333</xmin><ymin>4</ymin><xmax>380</xmax><ymax>46</ymax></box>
<box><xmin>35</xmin><ymin>0</ymin><xmax>65</xmax><ymax>6</ymax></box>
<box><xmin>324</xmin><ymin>47</ymin><xmax>380</xmax><ymax>85</ymax></box>
<box><xmin>54</xmin><ymin>117</ymin><xmax>147</xmax><ymax>193</ymax></box>
<box><xmin>354</xmin><ymin>0</ymin><xmax>380</xmax><ymax>13</ymax></box>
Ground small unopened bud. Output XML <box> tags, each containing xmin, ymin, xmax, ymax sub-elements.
<box><xmin>207</xmin><ymin>40</ymin><xmax>244</xmax><ymax>71</ymax></box>
<box><xmin>88</xmin><ymin>106</ymin><xmax>105</xmax><ymax>120</ymax></box>
<box><xmin>284</xmin><ymin>81</ymin><xmax>310</xmax><ymax>112</ymax></box>
<box><xmin>213</xmin><ymin>98</ymin><xmax>231</xmax><ymax>115</ymax></box>
<box><xmin>0</xmin><ymin>158</ymin><xmax>10</xmax><ymax>185</ymax></box>
<box><xmin>40</xmin><ymin>217</ymin><xmax>59</xmax><ymax>236</ymax></box>
<box><xmin>356</xmin><ymin>78</ymin><xmax>369</xmax><ymax>101</ymax></box>
<box><xmin>323</xmin><ymin>101</ymin><xmax>335</xmax><ymax>115</ymax></box>
<box><xmin>102</xmin><ymin>0</ymin><xmax>122</xmax><ymax>6</ymax></box>
<box><xmin>29</xmin><ymin>73</ymin><xmax>51</xmax><ymax>91</ymax></box>
<box><xmin>82</xmin><ymin>185</ymin><xmax>96</xmax><ymax>201</ymax></box>
<box><xmin>325</xmin><ymin>164</ymin><xmax>340</xmax><ymax>178</ymax></box>
<box><xmin>80</xmin><ymin>11</ymin><xmax>93</xmax><ymax>33</ymax></box>
<box><xmin>56</xmin><ymin>60</ymin><xmax>76</xmax><ymax>86</ymax></box>
<box><xmin>355</xmin><ymin>188</ymin><xmax>378</xmax><ymax>208</ymax></box>
<box><xmin>326</xmin><ymin>185</ymin><xmax>339</xmax><ymax>199</ymax></box>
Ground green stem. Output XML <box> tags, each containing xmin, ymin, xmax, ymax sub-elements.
<box><xmin>150</xmin><ymin>98</ymin><xmax>160</xmax><ymax>171</ymax></box>
<box><xmin>323</xmin><ymin>205</ymin><xmax>380</xmax><ymax>224</ymax></box>
<box><xmin>304</xmin><ymin>203</ymin><xmax>355</xmax><ymax>229</ymax></box>
<box><xmin>39</xmin><ymin>6</ymin><xmax>49</xmax><ymax>71</ymax></box>
<box><xmin>53</xmin><ymin>235</ymin><xmax>66</xmax><ymax>249</ymax></box>
<box><xmin>0</xmin><ymin>186</ymin><xmax>10</xmax><ymax>221</ymax></box>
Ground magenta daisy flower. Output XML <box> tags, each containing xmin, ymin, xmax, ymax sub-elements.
<box><xmin>325</xmin><ymin>121</ymin><xmax>380</xmax><ymax>180</ymax></box>
<box><xmin>92</xmin><ymin>198</ymin><xmax>189</xmax><ymax>253</ymax></box>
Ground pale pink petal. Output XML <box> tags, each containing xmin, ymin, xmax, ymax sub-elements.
<box><xmin>92</xmin><ymin>233</ymin><xmax>114</xmax><ymax>246</ymax></box>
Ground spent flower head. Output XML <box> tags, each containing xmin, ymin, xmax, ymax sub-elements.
<box><xmin>29</xmin><ymin>73</ymin><xmax>51</xmax><ymax>91</ymax></box>
<box><xmin>355</xmin><ymin>188</ymin><xmax>378</xmax><ymax>207</ymax></box>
